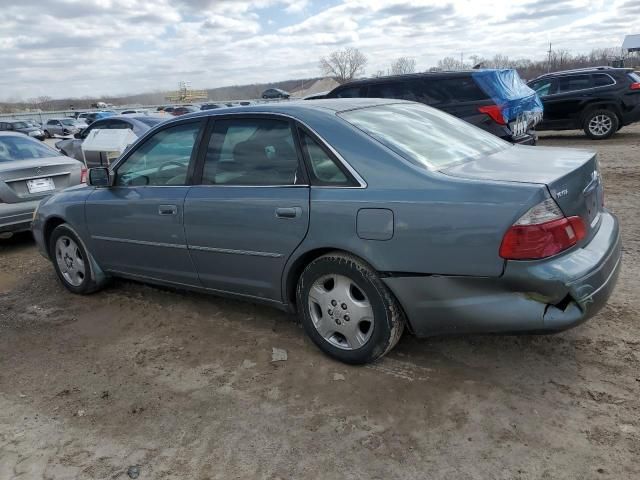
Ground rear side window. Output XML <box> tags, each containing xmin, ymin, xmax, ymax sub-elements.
<box><xmin>299</xmin><ymin>131</ymin><xmax>349</xmax><ymax>185</ymax></box>
<box><xmin>592</xmin><ymin>74</ymin><xmax>615</xmax><ymax>87</ymax></box>
<box><xmin>556</xmin><ymin>75</ymin><xmax>592</xmax><ymax>93</ymax></box>
<box><xmin>333</xmin><ymin>86</ymin><xmax>366</xmax><ymax>98</ymax></box>
<box><xmin>202</xmin><ymin>118</ymin><xmax>300</xmax><ymax>186</ymax></box>
<box><xmin>340</xmin><ymin>102</ymin><xmax>509</xmax><ymax>169</ymax></box>
<box><xmin>438</xmin><ymin>77</ymin><xmax>488</xmax><ymax>102</ymax></box>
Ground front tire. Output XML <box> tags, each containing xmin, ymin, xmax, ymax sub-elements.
<box><xmin>296</xmin><ymin>252</ymin><xmax>405</xmax><ymax>364</ymax></box>
<box><xmin>49</xmin><ymin>224</ymin><xmax>104</xmax><ymax>294</ymax></box>
<box><xmin>44</xmin><ymin>130</ymin><xmax>51</xmax><ymax>139</ymax></box>
<box><xmin>583</xmin><ymin>109</ymin><xmax>618</xmax><ymax>140</ymax></box>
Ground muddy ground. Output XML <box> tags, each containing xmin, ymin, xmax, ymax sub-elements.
<box><xmin>1</xmin><ymin>125</ymin><xmax>639</xmax><ymax>480</ymax></box>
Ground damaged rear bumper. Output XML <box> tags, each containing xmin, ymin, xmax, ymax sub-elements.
<box><xmin>382</xmin><ymin>211</ymin><xmax>621</xmax><ymax>337</ymax></box>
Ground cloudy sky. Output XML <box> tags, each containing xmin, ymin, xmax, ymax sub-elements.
<box><xmin>1</xmin><ymin>0</ymin><xmax>638</xmax><ymax>100</ymax></box>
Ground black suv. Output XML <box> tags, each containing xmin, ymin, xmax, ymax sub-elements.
<box><xmin>323</xmin><ymin>71</ymin><xmax>541</xmax><ymax>144</ymax></box>
<box><xmin>528</xmin><ymin>67</ymin><xmax>640</xmax><ymax>139</ymax></box>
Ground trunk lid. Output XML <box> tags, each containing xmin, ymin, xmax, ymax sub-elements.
<box><xmin>441</xmin><ymin>145</ymin><xmax>603</xmax><ymax>241</ymax></box>
<box><xmin>0</xmin><ymin>157</ymin><xmax>81</xmax><ymax>203</ymax></box>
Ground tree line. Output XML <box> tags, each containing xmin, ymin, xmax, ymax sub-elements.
<box><xmin>320</xmin><ymin>47</ymin><xmax>640</xmax><ymax>83</ymax></box>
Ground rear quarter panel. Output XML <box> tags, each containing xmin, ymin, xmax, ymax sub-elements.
<box><xmin>284</xmin><ymin>113</ymin><xmax>547</xmax><ymax>279</ymax></box>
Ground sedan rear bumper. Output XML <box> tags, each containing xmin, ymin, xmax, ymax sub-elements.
<box><xmin>0</xmin><ymin>199</ymin><xmax>40</xmax><ymax>234</ymax></box>
<box><xmin>382</xmin><ymin>211</ymin><xmax>621</xmax><ymax>337</ymax></box>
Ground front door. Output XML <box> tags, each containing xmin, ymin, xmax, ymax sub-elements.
<box><xmin>85</xmin><ymin>120</ymin><xmax>204</xmax><ymax>285</ymax></box>
<box><xmin>184</xmin><ymin>116</ymin><xmax>310</xmax><ymax>302</ymax></box>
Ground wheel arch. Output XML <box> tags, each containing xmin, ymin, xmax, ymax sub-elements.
<box><xmin>580</xmin><ymin>101</ymin><xmax>623</xmax><ymax>124</ymax></box>
<box><xmin>283</xmin><ymin>247</ymin><xmax>379</xmax><ymax>313</ymax></box>
<box><xmin>42</xmin><ymin>216</ymin><xmax>67</xmax><ymax>258</ymax></box>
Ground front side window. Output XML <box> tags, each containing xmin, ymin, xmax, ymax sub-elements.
<box><xmin>556</xmin><ymin>75</ymin><xmax>592</xmax><ymax>93</ymax></box>
<box><xmin>201</xmin><ymin>118</ymin><xmax>300</xmax><ymax>186</ymax></box>
<box><xmin>340</xmin><ymin>102</ymin><xmax>509</xmax><ymax>169</ymax></box>
<box><xmin>299</xmin><ymin>131</ymin><xmax>349</xmax><ymax>185</ymax></box>
<box><xmin>115</xmin><ymin>122</ymin><xmax>201</xmax><ymax>186</ymax></box>
<box><xmin>529</xmin><ymin>79</ymin><xmax>555</xmax><ymax>96</ymax></box>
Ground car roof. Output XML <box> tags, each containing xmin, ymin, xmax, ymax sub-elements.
<box><xmin>177</xmin><ymin>98</ymin><xmax>406</xmax><ymax>120</ymax></box>
<box><xmin>531</xmin><ymin>67</ymin><xmax>633</xmax><ymax>81</ymax></box>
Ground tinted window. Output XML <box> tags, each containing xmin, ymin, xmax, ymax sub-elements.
<box><xmin>333</xmin><ymin>86</ymin><xmax>366</xmax><ymax>98</ymax></box>
<box><xmin>593</xmin><ymin>74</ymin><xmax>615</xmax><ymax>87</ymax></box>
<box><xmin>107</xmin><ymin>120</ymin><xmax>133</xmax><ymax>130</ymax></box>
<box><xmin>529</xmin><ymin>78</ymin><xmax>555</xmax><ymax>96</ymax></box>
<box><xmin>340</xmin><ymin>103</ymin><xmax>509</xmax><ymax>169</ymax></box>
<box><xmin>115</xmin><ymin>122</ymin><xmax>201</xmax><ymax>186</ymax></box>
<box><xmin>556</xmin><ymin>75</ymin><xmax>592</xmax><ymax>93</ymax></box>
<box><xmin>0</xmin><ymin>136</ymin><xmax>61</xmax><ymax>162</ymax></box>
<box><xmin>438</xmin><ymin>77</ymin><xmax>488</xmax><ymax>102</ymax></box>
<box><xmin>202</xmin><ymin>118</ymin><xmax>299</xmax><ymax>186</ymax></box>
<box><xmin>369</xmin><ymin>80</ymin><xmax>449</xmax><ymax>105</ymax></box>
<box><xmin>47</xmin><ymin>120</ymin><xmax>57</xmax><ymax>125</ymax></box>
<box><xmin>299</xmin><ymin>131</ymin><xmax>349</xmax><ymax>185</ymax></box>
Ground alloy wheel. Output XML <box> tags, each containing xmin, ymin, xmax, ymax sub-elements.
<box><xmin>588</xmin><ymin>114</ymin><xmax>613</xmax><ymax>136</ymax></box>
<box><xmin>55</xmin><ymin>235</ymin><xmax>86</xmax><ymax>287</ymax></box>
<box><xmin>307</xmin><ymin>274</ymin><xmax>374</xmax><ymax>350</ymax></box>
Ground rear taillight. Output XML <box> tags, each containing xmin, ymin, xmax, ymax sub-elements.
<box><xmin>499</xmin><ymin>198</ymin><xmax>586</xmax><ymax>260</ymax></box>
<box><xmin>478</xmin><ymin>104</ymin><xmax>506</xmax><ymax>125</ymax></box>
<box><xmin>80</xmin><ymin>167</ymin><xmax>88</xmax><ymax>184</ymax></box>
<box><xmin>630</xmin><ymin>82</ymin><xmax>640</xmax><ymax>90</ymax></box>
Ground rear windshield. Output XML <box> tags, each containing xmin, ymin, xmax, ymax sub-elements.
<box><xmin>339</xmin><ymin>102</ymin><xmax>510</xmax><ymax>169</ymax></box>
<box><xmin>0</xmin><ymin>136</ymin><xmax>61</xmax><ymax>162</ymax></box>
<box><xmin>135</xmin><ymin>117</ymin><xmax>165</xmax><ymax>127</ymax></box>
<box><xmin>11</xmin><ymin>122</ymin><xmax>29</xmax><ymax>129</ymax></box>
<box><xmin>629</xmin><ymin>72</ymin><xmax>640</xmax><ymax>83</ymax></box>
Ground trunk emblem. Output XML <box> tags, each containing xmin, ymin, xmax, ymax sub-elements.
<box><xmin>35</xmin><ymin>167</ymin><xmax>43</xmax><ymax>176</ymax></box>
<box><xmin>556</xmin><ymin>189</ymin><xmax>569</xmax><ymax>199</ymax></box>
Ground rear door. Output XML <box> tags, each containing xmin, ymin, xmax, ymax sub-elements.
<box><xmin>184</xmin><ymin>115</ymin><xmax>310</xmax><ymax>302</ymax></box>
<box><xmin>85</xmin><ymin>119</ymin><xmax>204</xmax><ymax>284</ymax></box>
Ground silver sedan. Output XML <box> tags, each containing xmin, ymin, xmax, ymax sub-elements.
<box><xmin>0</xmin><ymin>132</ymin><xmax>84</xmax><ymax>238</ymax></box>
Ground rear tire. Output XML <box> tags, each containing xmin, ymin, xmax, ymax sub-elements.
<box><xmin>296</xmin><ymin>252</ymin><xmax>405</xmax><ymax>364</ymax></box>
<box><xmin>49</xmin><ymin>224</ymin><xmax>105</xmax><ymax>294</ymax></box>
<box><xmin>583</xmin><ymin>109</ymin><xmax>618</xmax><ymax>140</ymax></box>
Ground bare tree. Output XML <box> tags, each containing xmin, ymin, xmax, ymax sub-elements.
<box><xmin>389</xmin><ymin>57</ymin><xmax>416</xmax><ymax>75</ymax></box>
<box><xmin>319</xmin><ymin>47</ymin><xmax>368</xmax><ymax>83</ymax></box>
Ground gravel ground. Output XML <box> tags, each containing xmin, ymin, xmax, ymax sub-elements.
<box><xmin>1</xmin><ymin>126</ymin><xmax>639</xmax><ymax>479</ymax></box>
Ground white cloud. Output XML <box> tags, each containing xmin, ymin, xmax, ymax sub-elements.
<box><xmin>0</xmin><ymin>0</ymin><xmax>638</xmax><ymax>100</ymax></box>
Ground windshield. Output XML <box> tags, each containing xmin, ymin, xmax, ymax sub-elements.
<box><xmin>339</xmin><ymin>102</ymin><xmax>510</xmax><ymax>169</ymax></box>
<box><xmin>0</xmin><ymin>136</ymin><xmax>61</xmax><ymax>162</ymax></box>
<box><xmin>60</xmin><ymin>119</ymin><xmax>76</xmax><ymax>126</ymax></box>
<box><xmin>11</xmin><ymin>122</ymin><xmax>29</xmax><ymax>129</ymax></box>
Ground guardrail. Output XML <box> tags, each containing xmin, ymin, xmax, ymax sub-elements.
<box><xmin>0</xmin><ymin>98</ymin><xmax>301</xmax><ymax>124</ymax></box>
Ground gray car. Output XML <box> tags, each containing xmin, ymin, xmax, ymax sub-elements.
<box><xmin>0</xmin><ymin>132</ymin><xmax>84</xmax><ymax>237</ymax></box>
<box><xmin>56</xmin><ymin>115</ymin><xmax>166</xmax><ymax>167</ymax></box>
<box><xmin>43</xmin><ymin>118</ymin><xmax>86</xmax><ymax>138</ymax></box>
<box><xmin>32</xmin><ymin>99</ymin><xmax>621</xmax><ymax>364</ymax></box>
<box><xmin>0</xmin><ymin>120</ymin><xmax>46</xmax><ymax>141</ymax></box>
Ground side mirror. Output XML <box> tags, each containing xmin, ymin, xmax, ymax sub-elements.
<box><xmin>88</xmin><ymin>167</ymin><xmax>111</xmax><ymax>187</ymax></box>
<box><xmin>74</xmin><ymin>131</ymin><xmax>83</xmax><ymax>139</ymax></box>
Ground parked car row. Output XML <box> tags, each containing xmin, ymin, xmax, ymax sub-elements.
<box><xmin>0</xmin><ymin>120</ymin><xmax>46</xmax><ymax>141</ymax></box>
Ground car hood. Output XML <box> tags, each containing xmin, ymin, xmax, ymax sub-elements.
<box><xmin>440</xmin><ymin>145</ymin><xmax>595</xmax><ymax>186</ymax></box>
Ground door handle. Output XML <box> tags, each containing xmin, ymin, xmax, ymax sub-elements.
<box><xmin>275</xmin><ymin>207</ymin><xmax>301</xmax><ymax>219</ymax></box>
<box><xmin>158</xmin><ymin>204</ymin><xmax>178</xmax><ymax>215</ymax></box>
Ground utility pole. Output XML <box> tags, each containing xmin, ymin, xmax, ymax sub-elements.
<box><xmin>460</xmin><ymin>52</ymin><xmax>464</xmax><ymax>70</ymax></box>
<box><xmin>547</xmin><ymin>42</ymin><xmax>552</xmax><ymax>73</ymax></box>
